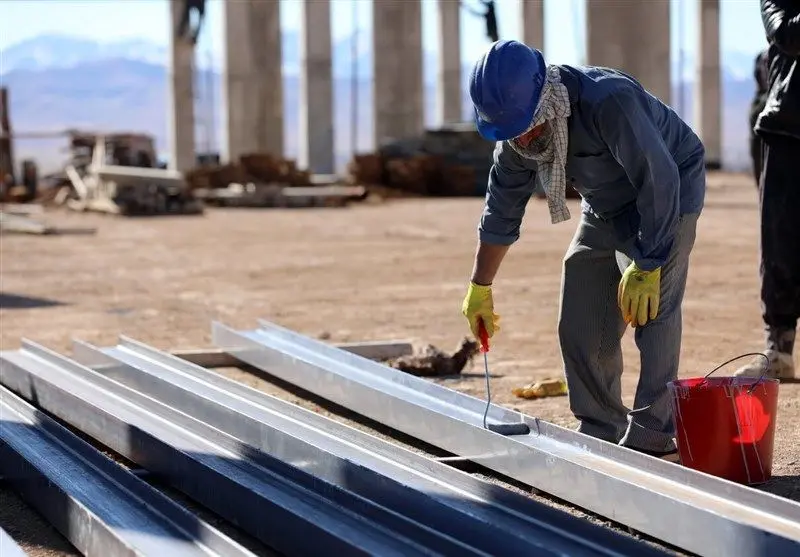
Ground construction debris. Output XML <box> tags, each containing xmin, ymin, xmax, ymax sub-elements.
<box><xmin>186</xmin><ymin>152</ymin><xmax>369</xmax><ymax>207</ymax></box>
<box><xmin>512</xmin><ymin>377</ymin><xmax>568</xmax><ymax>399</ymax></box>
<box><xmin>0</xmin><ymin>209</ymin><xmax>97</xmax><ymax>236</ymax></box>
<box><xmin>0</xmin><ymin>210</ymin><xmax>52</xmax><ymax>234</ymax></box>
<box><xmin>0</xmin><ymin>202</ymin><xmax>42</xmax><ymax>215</ymax></box>
<box><xmin>386</xmin><ymin>337</ymin><xmax>480</xmax><ymax>377</ymax></box>
<box><xmin>43</xmin><ymin>131</ymin><xmax>203</xmax><ymax>216</ymax></box>
<box><xmin>186</xmin><ymin>152</ymin><xmax>311</xmax><ymax>191</ymax></box>
<box><xmin>345</xmin><ymin>123</ymin><xmax>580</xmax><ymax>199</ymax></box>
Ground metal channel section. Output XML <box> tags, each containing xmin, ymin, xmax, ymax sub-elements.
<box><xmin>0</xmin><ymin>527</ymin><xmax>28</xmax><ymax>557</ymax></box>
<box><xmin>71</xmin><ymin>335</ymin><xmax>668</xmax><ymax>557</ymax></box>
<box><xmin>0</xmin><ymin>385</ymin><xmax>255</xmax><ymax>557</ymax></box>
<box><xmin>212</xmin><ymin>320</ymin><xmax>800</xmax><ymax>557</ymax></box>
<box><xmin>1</xmin><ymin>341</ymin><xmax>579</xmax><ymax>557</ymax></box>
<box><xmin>0</xmin><ymin>345</ymin><xmax>485</xmax><ymax>557</ymax></box>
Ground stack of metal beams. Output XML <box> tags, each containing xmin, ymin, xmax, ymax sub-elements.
<box><xmin>1</xmin><ymin>320</ymin><xmax>800</xmax><ymax>556</ymax></box>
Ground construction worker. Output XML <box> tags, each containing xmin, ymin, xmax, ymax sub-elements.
<box><xmin>461</xmin><ymin>40</ymin><xmax>706</xmax><ymax>461</ymax></box>
<box><xmin>736</xmin><ymin>0</ymin><xmax>800</xmax><ymax>380</ymax></box>
<box><xmin>750</xmin><ymin>49</ymin><xmax>770</xmax><ymax>186</ymax></box>
<box><xmin>177</xmin><ymin>0</ymin><xmax>206</xmax><ymax>45</ymax></box>
<box><xmin>462</xmin><ymin>1</ymin><xmax>499</xmax><ymax>43</ymax></box>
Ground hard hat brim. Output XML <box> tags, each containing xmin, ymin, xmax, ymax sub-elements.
<box><xmin>474</xmin><ymin>105</ymin><xmax>536</xmax><ymax>142</ymax></box>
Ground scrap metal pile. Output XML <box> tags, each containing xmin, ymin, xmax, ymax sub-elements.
<box><xmin>2</xmin><ymin>320</ymin><xmax>799</xmax><ymax>556</ymax></box>
<box><xmin>185</xmin><ymin>153</ymin><xmax>367</xmax><ymax>208</ymax></box>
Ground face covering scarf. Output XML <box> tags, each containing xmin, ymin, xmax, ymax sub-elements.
<box><xmin>508</xmin><ymin>65</ymin><xmax>572</xmax><ymax>224</ymax></box>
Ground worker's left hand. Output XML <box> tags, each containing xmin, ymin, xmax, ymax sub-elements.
<box><xmin>617</xmin><ymin>263</ymin><xmax>661</xmax><ymax>327</ymax></box>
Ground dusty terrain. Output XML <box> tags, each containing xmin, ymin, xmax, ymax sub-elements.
<box><xmin>1</xmin><ymin>171</ymin><xmax>798</xmax><ymax>555</ymax></box>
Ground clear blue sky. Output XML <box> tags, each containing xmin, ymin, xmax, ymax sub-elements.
<box><xmin>0</xmin><ymin>0</ymin><xmax>766</xmax><ymax>72</ymax></box>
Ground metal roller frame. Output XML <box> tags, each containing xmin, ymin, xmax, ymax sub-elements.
<box><xmin>0</xmin><ymin>385</ymin><xmax>255</xmax><ymax>557</ymax></box>
<box><xmin>70</xmin><ymin>335</ymin><xmax>667</xmax><ymax>557</ymax></box>
<box><xmin>0</xmin><ymin>527</ymin><xmax>28</xmax><ymax>557</ymax></box>
<box><xmin>212</xmin><ymin>319</ymin><xmax>800</xmax><ymax>557</ymax></box>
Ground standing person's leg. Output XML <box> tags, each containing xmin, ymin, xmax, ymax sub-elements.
<box><xmin>750</xmin><ymin>131</ymin><xmax>763</xmax><ymax>187</ymax></box>
<box><xmin>558</xmin><ymin>211</ymin><xmax>629</xmax><ymax>443</ymax></box>
<box><xmin>618</xmin><ymin>213</ymin><xmax>699</xmax><ymax>456</ymax></box>
<box><xmin>737</xmin><ymin>137</ymin><xmax>800</xmax><ymax>379</ymax></box>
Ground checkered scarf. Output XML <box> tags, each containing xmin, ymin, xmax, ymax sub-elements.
<box><xmin>509</xmin><ymin>65</ymin><xmax>572</xmax><ymax>224</ymax></box>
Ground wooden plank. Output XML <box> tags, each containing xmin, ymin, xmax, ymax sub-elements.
<box><xmin>171</xmin><ymin>340</ymin><xmax>414</xmax><ymax>368</ymax></box>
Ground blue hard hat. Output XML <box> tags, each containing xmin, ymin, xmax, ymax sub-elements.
<box><xmin>469</xmin><ymin>40</ymin><xmax>546</xmax><ymax>141</ymax></box>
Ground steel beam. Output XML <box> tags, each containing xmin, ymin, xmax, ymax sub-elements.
<box><xmin>170</xmin><ymin>340</ymin><xmax>413</xmax><ymax>368</ymax></box>
<box><xmin>0</xmin><ymin>385</ymin><xmax>255</xmax><ymax>557</ymax></box>
<box><xmin>0</xmin><ymin>527</ymin><xmax>27</xmax><ymax>557</ymax></box>
<box><xmin>0</xmin><ymin>342</ymin><xmax>521</xmax><ymax>556</ymax></box>
<box><xmin>72</xmin><ymin>335</ymin><xmax>665</xmax><ymax>557</ymax></box>
<box><xmin>212</xmin><ymin>320</ymin><xmax>800</xmax><ymax>557</ymax></box>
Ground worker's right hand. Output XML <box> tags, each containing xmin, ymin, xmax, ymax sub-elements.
<box><xmin>461</xmin><ymin>282</ymin><xmax>500</xmax><ymax>340</ymax></box>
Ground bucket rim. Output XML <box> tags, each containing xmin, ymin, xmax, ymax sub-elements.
<box><xmin>667</xmin><ymin>376</ymin><xmax>781</xmax><ymax>395</ymax></box>
<box><xmin>668</xmin><ymin>376</ymin><xmax>780</xmax><ymax>386</ymax></box>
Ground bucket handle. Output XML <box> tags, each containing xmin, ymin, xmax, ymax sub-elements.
<box><xmin>703</xmin><ymin>352</ymin><xmax>770</xmax><ymax>394</ymax></box>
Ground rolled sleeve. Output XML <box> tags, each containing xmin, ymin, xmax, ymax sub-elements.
<box><xmin>478</xmin><ymin>141</ymin><xmax>537</xmax><ymax>245</ymax></box>
<box><xmin>596</xmin><ymin>91</ymin><xmax>682</xmax><ymax>271</ymax></box>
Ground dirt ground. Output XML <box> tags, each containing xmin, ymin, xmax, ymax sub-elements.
<box><xmin>1</xmin><ymin>171</ymin><xmax>799</xmax><ymax>555</ymax></box>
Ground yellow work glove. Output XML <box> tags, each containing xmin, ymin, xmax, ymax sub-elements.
<box><xmin>461</xmin><ymin>282</ymin><xmax>501</xmax><ymax>340</ymax></box>
<box><xmin>617</xmin><ymin>263</ymin><xmax>661</xmax><ymax>327</ymax></box>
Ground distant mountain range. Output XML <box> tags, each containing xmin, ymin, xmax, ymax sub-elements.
<box><xmin>1</xmin><ymin>33</ymin><xmax>761</xmax><ymax>174</ymax></box>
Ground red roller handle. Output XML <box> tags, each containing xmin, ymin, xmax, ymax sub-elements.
<box><xmin>477</xmin><ymin>318</ymin><xmax>490</xmax><ymax>353</ymax></box>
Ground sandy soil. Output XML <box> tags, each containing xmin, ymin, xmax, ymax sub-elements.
<box><xmin>1</xmin><ymin>171</ymin><xmax>798</xmax><ymax>555</ymax></box>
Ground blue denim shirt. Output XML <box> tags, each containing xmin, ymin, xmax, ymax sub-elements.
<box><xmin>478</xmin><ymin>65</ymin><xmax>706</xmax><ymax>271</ymax></box>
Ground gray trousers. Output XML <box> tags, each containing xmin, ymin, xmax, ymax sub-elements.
<box><xmin>557</xmin><ymin>210</ymin><xmax>699</xmax><ymax>453</ymax></box>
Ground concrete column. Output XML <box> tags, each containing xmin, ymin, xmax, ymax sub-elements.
<box><xmin>223</xmin><ymin>0</ymin><xmax>283</xmax><ymax>162</ymax></box>
<box><xmin>372</xmin><ymin>0</ymin><xmax>424</xmax><ymax>146</ymax></box>
<box><xmin>223</xmin><ymin>0</ymin><xmax>249</xmax><ymax>163</ymax></box>
<box><xmin>437</xmin><ymin>0</ymin><xmax>461</xmax><ymax>126</ymax></box>
<box><xmin>299</xmin><ymin>0</ymin><xmax>334</xmax><ymax>174</ymax></box>
<box><xmin>520</xmin><ymin>0</ymin><xmax>544</xmax><ymax>53</ymax></box>
<box><xmin>585</xmin><ymin>1</ymin><xmax>671</xmax><ymax>105</ymax></box>
<box><xmin>695</xmin><ymin>0</ymin><xmax>722</xmax><ymax>168</ymax></box>
<box><xmin>168</xmin><ymin>0</ymin><xmax>196</xmax><ymax>173</ymax></box>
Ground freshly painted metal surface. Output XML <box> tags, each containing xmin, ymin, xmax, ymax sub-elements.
<box><xmin>212</xmin><ymin>319</ymin><xmax>800</xmax><ymax>557</ymax></box>
<box><xmin>0</xmin><ymin>384</ymin><xmax>255</xmax><ymax>557</ymax></box>
<box><xmin>72</xmin><ymin>335</ymin><xmax>665</xmax><ymax>557</ymax></box>
<box><xmin>0</xmin><ymin>341</ymin><xmax>532</xmax><ymax>556</ymax></box>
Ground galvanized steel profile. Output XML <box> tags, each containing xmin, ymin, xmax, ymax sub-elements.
<box><xmin>211</xmin><ymin>319</ymin><xmax>800</xmax><ymax>557</ymax></box>
<box><xmin>0</xmin><ymin>384</ymin><xmax>255</xmax><ymax>557</ymax></box>
<box><xmin>1</xmin><ymin>338</ymin><xmax>662</xmax><ymax>556</ymax></box>
<box><xmin>71</xmin><ymin>335</ymin><xmax>665</xmax><ymax>557</ymax></box>
<box><xmin>0</xmin><ymin>342</ymin><xmax>455</xmax><ymax>556</ymax></box>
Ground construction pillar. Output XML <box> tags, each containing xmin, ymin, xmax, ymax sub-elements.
<box><xmin>223</xmin><ymin>0</ymin><xmax>283</xmax><ymax>162</ymax></box>
<box><xmin>695</xmin><ymin>0</ymin><xmax>722</xmax><ymax>169</ymax></box>
<box><xmin>437</xmin><ymin>0</ymin><xmax>462</xmax><ymax>126</ymax></box>
<box><xmin>168</xmin><ymin>0</ymin><xmax>196</xmax><ymax>173</ymax></box>
<box><xmin>585</xmin><ymin>0</ymin><xmax>671</xmax><ymax>105</ymax></box>
<box><xmin>299</xmin><ymin>0</ymin><xmax>334</xmax><ymax>174</ymax></box>
<box><xmin>521</xmin><ymin>0</ymin><xmax>545</xmax><ymax>53</ymax></box>
<box><xmin>372</xmin><ymin>0</ymin><xmax>424</xmax><ymax>146</ymax></box>
<box><xmin>0</xmin><ymin>87</ymin><xmax>15</xmax><ymax>190</ymax></box>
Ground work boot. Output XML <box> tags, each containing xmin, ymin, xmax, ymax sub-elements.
<box><xmin>735</xmin><ymin>328</ymin><xmax>796</xmax><ymax>380</ymax></box>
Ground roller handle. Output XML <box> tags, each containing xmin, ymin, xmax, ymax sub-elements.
<box><xmin>477</xmin><ymin>318</ymin><xmax>490</xmax><ymax>354</ymax></box>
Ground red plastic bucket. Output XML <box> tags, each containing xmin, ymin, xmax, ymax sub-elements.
<box><xmin>667</xmin><ymin>353</ymin><xmax>780</xmax><ymax>485</ymax></box>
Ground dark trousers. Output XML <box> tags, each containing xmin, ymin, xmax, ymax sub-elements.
<box><xmin>751</xmin><ymin>132</ymin><xmax>763</xmax><ymax>186</ymax></box>
<box><xmin>758</xmin><ymin>135</ymin><xmax>800</xmax><ymax>353</ymax></box>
